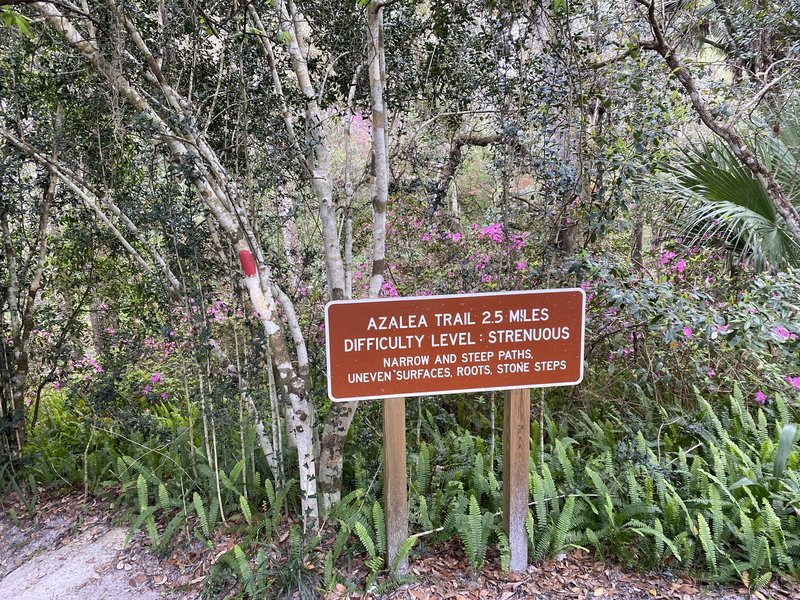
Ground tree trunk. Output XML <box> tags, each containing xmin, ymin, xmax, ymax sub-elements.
<box><xmin>317</xmin><ymin>3</ymin><xmax>392</xmax><ymax>510</ymax></box>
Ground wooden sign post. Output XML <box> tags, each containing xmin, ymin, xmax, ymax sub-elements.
<box><xmin>503</xmin><ymin>388</ymin><xmax>531</xmax><ymax>571</ymax></box>
<box><xmin>383</xmin><ymin>396</ymin><xmax>408</xmax><ymax>575</ymax></box>
<box><xmin>325</xmin><ymin>289</ymin><xmax>585</xmax><ymax>574</ymax></box>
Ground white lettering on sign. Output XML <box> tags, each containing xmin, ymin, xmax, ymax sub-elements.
<box><xmin>368</xmin><ymin>314</ymin><xmax>428</xmax><ymax>330</ymax></box>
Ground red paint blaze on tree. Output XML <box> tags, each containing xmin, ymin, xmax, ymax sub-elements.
<box><xmin>239</xmin><ymin>250</ymin><xmax>257</xmax><ymax>277</ymax></box>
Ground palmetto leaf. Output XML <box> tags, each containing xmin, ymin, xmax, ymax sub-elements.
<box><xmin>664</xmin><ymin>116</ymin><xmax>800</xmax><ymax>270</ymax></box>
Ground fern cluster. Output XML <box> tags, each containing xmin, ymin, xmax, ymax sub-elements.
<box><xmin>389</xmin><ymin>383</ymin><xmax>799</xmax><ymax>591</ymax></box>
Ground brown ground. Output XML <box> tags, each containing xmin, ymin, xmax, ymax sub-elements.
<box><xmin>368</xmin><ymin>544</ymin><xmax>800</xmax><ymax>600</ymax></box>
<box><xmin>1</xmin><ymin>491</ymin><xmax>798</xmax><ymax>599</ymax></box>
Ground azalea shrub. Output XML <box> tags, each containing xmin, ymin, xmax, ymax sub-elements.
<box><xmin>374</xmin><ymin>200</ymin><xmax>799</xmax><ymax>415</ymax></box>
<box><xmin>577</xmin><ymin>255</ymin><xmax>800</xmax><ymax>412</ymax></box>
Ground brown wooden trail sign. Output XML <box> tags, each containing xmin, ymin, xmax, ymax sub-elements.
<box><xmin>324</xmin><ymin>289</ymin><xmax>586</xmax><ymax>574</ymax></box>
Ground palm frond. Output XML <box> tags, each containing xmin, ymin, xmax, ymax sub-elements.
<box><xmin>664</xmin><ymin>139</ymin><xmax>800</xmax><ymax>270</ymax></box>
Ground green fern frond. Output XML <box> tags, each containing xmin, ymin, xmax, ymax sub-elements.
<box><xmin>456</xmin><ymin>495</ymin><xmax>485</xmax><ymax>570</ymax></box>
<box><xmin>124</xmin><ymin>505</ymin><xmax>158</xmax><ymax>548</ymax></box>
<box><xmin>137</xmin><ymin>474</ymin><xmax>148</xmax><ymax>511</ymax></box>
<box><xmin>193</xmin><ymin>492</ymin><xmax>210</xmax><ymax>537</ymax></box>
<box><xmin>157</xmin><ymin>511</ymin><xmax>186</xmax><ymax>554</ymax></box>
<box><xmin>628</xmin><ymin>519</ymin><xmax>682</xmax><ymax>561</ymax></box>
<box><xmin>416</xmin><ymin>442</ymin><xmax>431</xmax><ymax>495</ymax></box>
<box><xmin>354</xmin><ymin>521</ymin><xmax>376</xmax><ymax>558</ymax></box>
<box><xmin>585</xmin><ymin>466</ymin><xmax>611</xmax><ymax>503</ymax></box>
<box><xmin>265</xmin><ymin>478</ymin><xmax>276</xmax><ymax>507</ymax></box>
<box><xmin>332</xmin><ymin>522</ymin><xmax>350</xmax><ymax>561</ymax></box>
<box><xmin>157</xmin><ymin>483</ymin><xmax>170</xmax><ymax>510</ymax></box>
<box><xmin>417</xmin><ymin>494</ymin><xmax>433</xmax><ymax>530</ymax></box>
<box><xmin>585</xmin><ymin>528</ymin><xmax>603</xmax><ymax>560</ymax></box>
<box><xmin>497</xmin><ymin>529</ymin><xmax>510</xmax><ymax>572</ymax></box>
<box><xmin>530</xmin><ymin>470</ymin><xmax>548</xmax><ymax>528</ymax></box>
<box><xmin>525</xmin><ymin>511</ymin><xmax>535</xmax><ymax>548</ymax></box>
<box><xmin>324</xmin><ymin>551</ymin><xmax>335</xmax><ymax>591</ymax></box>
<box><xmin>751</xmin><ymin>571</ymin><xmax>772</xmax><ymax>590</ymax></box>
<box><xmin>654</xmin><ymin>518</ymin><xmax>665</xmax><ymax>561</ymax></box>
<box><xmin>696</xmin><ymin>513</ymin><xmax>718</xmax><ymax>575</ymax></box>
<box><xmin>774</xmin><ymin>393</ymin><xmax>790</xmax><ymax>428</ymax></box>
<box><xmin>626</xmin><ymin>468</ymin><xmax>641</xmax><ymax>504</ymax></box>
<box><xmin>709</xmin><ymin>485</ymin><xmax>724</xmax><ymax>547</ymax></box>
<box><xmin>553</xmin><ymin>495</ymin><xmax>575</xmax><ymax>554</ymax></box>
<box><xmin>391</xmin><ymin>536</ymin><xmax>417</xmax><ymax>574</ymax></box>
<box><xmin>233</xmin><ymin>544</ymin><xmax>252</xmax><ymax>589</ymax></box>
<box><xmin>738</xmin><ymin>510</ymin><xmax>755</xmax><ymax>551</ymax></box>
<box><xmin>757</xmin><ymin>409</ymin><xmax>768</xmax><ymax>442</ymax></box>
<box><xmin>145</xmin><ymin>515</ymin><xmax>159</xmax><ymax>547</ymax></box>
<box><xmin>616</xmin><ymin>501</ymin><xmax>658</xmax><ymax>524</ymax></box>
<box><xmin>555</xmin><ymin>439</ymin><xmax>575</xmax><ymax>487</ymax></box>
<box><xmin>239</xmin><ymin>495</ymin><xmax>252</xmax><ymax>525</ymax></box>
<box><xmin>372</xmin><ymin>501</ymin><xmax>387</xmax><ymax>555</ymax></box>
<box><xmin>542</xmin><ymin>464</ymin><xmax>560</xmax><ymax>520</ymax></box>
<box><xmin>698</xmin><ymin>396</ymin><xmax>725</xmax><ymax>440</ymax></box>
<box><xmin>230</xmin><ymin>459</ymin><xmax>245</xmax><ymax>483</ymax></box>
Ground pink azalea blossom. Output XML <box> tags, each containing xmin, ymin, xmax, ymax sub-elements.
<box><xmin>141</xmin><ymin>385</ymin><xmax>152</xmax><ymax>395</ymax></box>
<box><xmin>773</xmin><ymin>326</ymin><xmax>797</xmax><ymax>341</ymax></box>
<box><xmin>478</xmin><ymin>223</ymin><xmax>504</xmax><ymax>243</ymax></box>
<box><xmin>754</xmin><ymin>390</ymin><xmax>766</xmax><ymax>404</ymax></box>
<box><xmin>508</xmin><ymin>233</ymin><xmax>527</xmax><ymax>250</ymax></box>
<box><xmin>707</xmin><ymin>369</ymin><xmax>715</xmax><ymax>377</ymax></box>
<box><xmin>673</xmin><ymin>259</ymin><xmax>686</xmax><ymax>273</ymax></box>
<box><xmin>659</xmin><ymin>251</ymin><xmax>676</xmax><ymax>265</ymax></box>
<box><xmin>381</xmin><ymin>280</ymin><xmax>399</xmax><ymax>297</ymax></box>
<box><xmin>786</xmin><ymin>376</ymin><xmax>800</xmax><ymax>390</ymax></box>
<box><xmin>161</xmin><ymin>392</ymin><xmax>169</xmax><ymax>401</ymax></box>
<box><xmin>150</xmin><ymin>373</ymin><xmax>162</xmax><ymax>383</ymax></box>
<box><xmin>682</xmin><ymin>326</ymin><xmax>693</xmax><ymax>339</ymax></box>
<box><xmin>516</xmin><ymin>260</ymin><xmax>527</xmax><ymax>271</ymax></box>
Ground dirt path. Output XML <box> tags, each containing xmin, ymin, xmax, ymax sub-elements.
<box><xmin>0</xmin><ymin>494</ymin><xmax>199</xmax><ymax>600</ymax></box>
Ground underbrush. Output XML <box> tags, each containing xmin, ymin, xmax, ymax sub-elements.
<box><xmin>3</xmin><ymin>380</ymin><xmax>798</xmax><ymax>597</ymax></box>
<box><xmin>336</xmin><ymin>385</ymin><xmax>798</xmax><ymax>594</ymax></box>
<box><xmin>2</xmin><ymin>261</ymin><xmax>798</xmax><ymax>597</ymax></box>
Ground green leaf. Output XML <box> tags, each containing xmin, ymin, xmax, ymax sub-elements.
<box><xmin>239</xmin><ymin>495</ymin><xmax>252</xmax><ymax>525</ymax></box>
<box><xmin>773</xmin><ymin>423</ymin><xmax>797</xmax><ymax>479</ymax></box>
<box><xmin>193</xmin><ymin>492</ymin><xmax>210</xmax><ymax>537</ymax></box>
<box><xmin>1</xmin><ymin>8</ymin><xmax>33</xmax><ymax>39</ymax></box>
<box><xmin>137</xmin><ymin>474</ymin><xmax>148</xmax><ymax>512</ymax></box>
